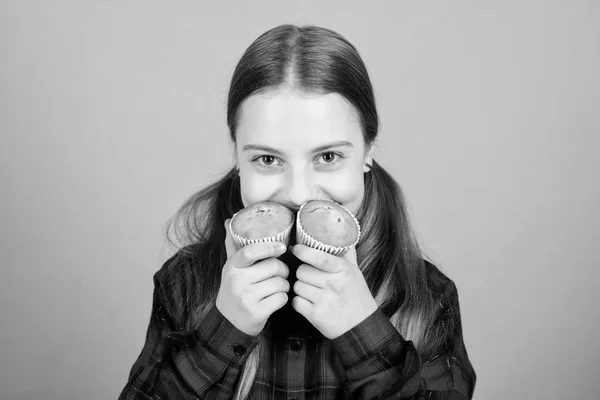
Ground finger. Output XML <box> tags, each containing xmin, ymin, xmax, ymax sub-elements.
<box><xmin>292</xmin><ymin>244</ymin><xmax>344</xmax><ymax>273</ymax></box>
<box><xmin>341</xmin><ymin>245</ymin><xmax>358</xmax><ymax>267</ymax></box>
<box><xmin>246</xmin><ymin>258</ymin><xmax>289</xmax><ymax>283</ymax></box>
<box><xmin>224</xmin><ymin>219</ymin><xmax>238</xmax><ymax>259</ymax></box>
<box><xmin>260</xmin><ymin>292</ymin><xmax>288</xmax><ymax>315</ymax></box>
<box><xmin>293</xmin><ymin>280</ymin><xmax>320</xmax><ymax>304</ymax></box>
<box><xmin>254</xmin><ymin>276</ymin><xmax>290</xmax><ymax>300</ymax></box>
<box><xmin>233</xmin><ymin>241</ymin><xmax>287</xmax><ymax>268</ymax></box>
<box><xmin>292</xmin><ymin>296</ymin><xmax>312</xmax><ymax>320</ymax></box>
<box><xmin>296</xmin><ymin>263</ymin><xmax>327</xmax><ymax>288</ymax></box>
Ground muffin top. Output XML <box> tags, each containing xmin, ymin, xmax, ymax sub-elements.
<box><xmin>231</xmin><ymin>201</ymin><xmax>294</xmax><ymax>239</ymax></box>
<box><xmin>298</xmin><ymin>200</ymin><xmax>359</xmax><ymax>248</ymax></box>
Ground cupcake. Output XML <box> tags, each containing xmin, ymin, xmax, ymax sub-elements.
<box><xmin>296</xmin><ymin>199</ymin><xmax>361</xmax><ymax>256</ymax></box>
<box><xmin>229</xmin><ymin>201</ymin><xmax>294</xmax><ymax>248</ymax></box>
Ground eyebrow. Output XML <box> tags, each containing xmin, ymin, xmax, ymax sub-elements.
<box><xmin>242</xmin><ymin>141</ymin><xmax>354</xmax><ymax>155</ymax></box>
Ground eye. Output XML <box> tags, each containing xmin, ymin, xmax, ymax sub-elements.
<box><xmin>321</xmin><ymin>152</ymin><xmax>336</xmax><ymax>163</ymax></box>
<box><xmin>251</xmin><ymin>154</ymin><xmax>283</xmax><ymax>170</ymax></box>
<box><xmin>315</xmin><ymin>151</ymin><xmax>344</xmax><ymax>167</ymax></box>
<box><xmin>262</xmin><ymin>155</ymin><xmax>276</xmax><ymax>165</ymax></box>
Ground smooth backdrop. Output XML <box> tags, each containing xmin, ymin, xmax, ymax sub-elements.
<box><xmin>1</xmin><ymin>1</ymin><xmax>599</xmax><ymax>399</ymax></box>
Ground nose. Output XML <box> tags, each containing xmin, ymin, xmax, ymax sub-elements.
<box><xmin>281</xmin><ymin>168</ymin><xmax>315</xmax><ymax>210</ymax></box>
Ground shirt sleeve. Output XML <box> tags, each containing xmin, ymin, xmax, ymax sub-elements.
<box><xmin>118</xmin><ymin>271</ymin><xmax>259</xmax><ymax>400</ymax></box>
<box><xmin>331</xmin><ymin>282</ymin><xmax>476</xmax><ymax>400</ymax></box>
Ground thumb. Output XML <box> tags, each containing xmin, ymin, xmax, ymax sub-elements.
<box><xmin>341</xmin><ymin>245</ymin><xmax>358</xmax><ymax>267</ymax></box>
<box><xmin>224</xmin><ymin>219</ymin><xmax>239</xmax><ymax>259</ymax></box>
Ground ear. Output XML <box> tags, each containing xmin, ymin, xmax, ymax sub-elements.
<box><xmin>363</xmin><ymin>143</ymin><xmax>375</xmax><ymax>173</ymax></box>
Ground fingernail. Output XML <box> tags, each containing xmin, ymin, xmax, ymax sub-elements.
<box><xmin>278</xmin><ymin>243</ymin><xmax>287</xmax><ymax>252</ymax></box>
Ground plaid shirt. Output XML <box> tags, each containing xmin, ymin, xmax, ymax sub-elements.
<box><xmin>119</xmin><ymin>250</ymin><xmax>476</xmax><ymax>399</ymax></box>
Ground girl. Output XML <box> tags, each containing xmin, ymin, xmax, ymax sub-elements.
<box><xmin>119</xmin><ymin>24</ymin><xmax>476</xmax><ymax>399</ymax></box>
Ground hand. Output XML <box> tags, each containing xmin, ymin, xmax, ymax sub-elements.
<box><xmin>215</xmin><ymin>219</ymin><xmax>290</xmax><ymax>336</ymax></box>
<box><xmin>291</xmin><ymin>244</ymin><xmax>378</xmax><ymax>340</ymax></box>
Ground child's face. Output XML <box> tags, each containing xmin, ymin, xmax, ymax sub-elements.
<box><xmin>235</xmin><ymin>87</ymin><xmax>373</xmax><ymax>215</ymax></box>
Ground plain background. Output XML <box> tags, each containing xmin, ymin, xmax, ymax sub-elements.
<box><xmin>1</xmin><ymin>1</ymin><xmax>599</xmax><ymax>399</ymax></box>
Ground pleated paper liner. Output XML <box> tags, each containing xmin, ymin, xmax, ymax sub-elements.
<box><xmin>295</xmin><ymin>199</ymin><xmax>361</xmax><ymax>256</ymax></box>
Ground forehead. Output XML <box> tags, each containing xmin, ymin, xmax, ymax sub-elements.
<box><xmin>236</xmin><ymin>88</ymin><xmax>364</xmax><ymax>149</ymax></box>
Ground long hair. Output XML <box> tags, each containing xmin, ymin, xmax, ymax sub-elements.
<box><xmin>163</xmin><ymin>24</ymin><xmax>455</xmax><ymax>400</ymax></box>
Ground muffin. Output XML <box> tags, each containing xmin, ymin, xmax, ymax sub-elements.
<box><xmin>229</xmin><ymin>201</ymin><xmax>294</xmax><ymax>248</ymax></box>
<box><xmin>296</xmin><ymin>199</ymin><xmax>361</xmax><ymax>256</ymax></box>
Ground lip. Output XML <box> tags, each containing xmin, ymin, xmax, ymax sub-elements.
<box><xmin>276</xmin><ymin>203</ymin><xmax>301</xmax><ymax>212</ymax></box>
<box><xmin>279</xmin><ymin>198</ymin><xmax>337</xmax><ymax>212</ymax></box>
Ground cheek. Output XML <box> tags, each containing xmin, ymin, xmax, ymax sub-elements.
<box><xmin>322</xmin><ymin>168</ymin><xmax>365</xmax><ymax>214</ymax></box>
<box><xmin>239</xmin><ymin>173</ymin><xmax>279</xmax><ymax>207</ymax></box>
